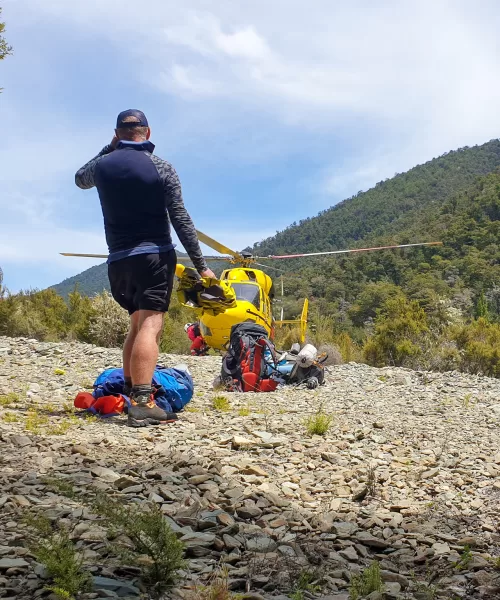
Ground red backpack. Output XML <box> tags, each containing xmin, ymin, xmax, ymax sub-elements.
<box><xmin>221</xmin><ymin>323</ymin><xmax>279</xmax><ymax>392</ymax></box>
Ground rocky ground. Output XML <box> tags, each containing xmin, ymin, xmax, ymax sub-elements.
<box><xmin>0</xmin><ymin>336</ymin><xmax>499</xmax><ymax>600</ymax></box>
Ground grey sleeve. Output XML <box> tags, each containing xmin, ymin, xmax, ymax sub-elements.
<box><xmin>75</xmin><ymin>145</ymin><xmax>113</xmax><ymax>189</ymax></box>
<box><xmin>150</xmin><ymin>155</ymin><xmax>208</xmax><ymax>273</ymax></box>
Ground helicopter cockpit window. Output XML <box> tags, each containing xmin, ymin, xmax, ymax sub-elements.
<box><xmin>230</xmin><ymin>283</ymin><xmax>260</xmax><ymax>309</ymax></box>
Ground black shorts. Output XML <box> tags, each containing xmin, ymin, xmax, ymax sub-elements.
<box><xmin>108</xmin><ymin>250</ymin><xmax>177</xmax><ymax>315</ymax></box>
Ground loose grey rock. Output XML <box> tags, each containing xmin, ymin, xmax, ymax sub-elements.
<box><xmin>432</xmin><ymin>542</ymin><xmax>450</xmax><ymax>555</ymax></box>
<box><xmin>237</xmin><ymin>506</ymin><xmax>262</xmax><ymax>520</ymax></box>
<box><xmin>91</xmin><ymin>467</ymin><xmax>121</xmax><ymax>482</ymax></box>
<box><xmin>246</xmin><ymin>536</ymin><xmax>278</xmax><ymax>553</ymax></box>
<box><xmin>92</xmin><ymin>576</ymin><xmax>141</xmax><ymax>597</ymax></box>
<box><xmin>0</xmin><ymin>558</ymin><xmax>29</xmax><ymax>570</ymax></box>
<box><xmin>333</xmin><ymin>522</ymin><xmax>359</xmax><ymax>538</ymax></box>
<box><xmin>355</xmin><ymin>532</ymin><xmax>389</xmax><ymax>549</ymax></box>
<box><xmin>10</xmin><ymin>435</ymin><xmax>31</xmax><ymax>448</ymax></box>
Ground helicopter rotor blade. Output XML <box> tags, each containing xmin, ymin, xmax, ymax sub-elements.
<box><xmin>254</xmin><ymin>262</ymin><xmax>284</xmax><ymax>272</ymax></box>
<box><xmin>176</xmin><ymin>255</ymin><xmax>232</xmax><ymax>262</ymax></box>
<box><xmin>265</xmin><ymin>241</ymin><xmax>443</xmax><ymax>259</ymax></box>
<box><xmin>60</xmin><ymin>253</ymin><xmax>108</xmax><ymax>258</ymax></box>
<box><xmin>195</xmin><ymin>230</ymin><xmax>238</xmax><ymax>258</ymax></box>
<box><xmin>60</xmin><ymin>252</ymin><xmax>232</xmax><ymax>261</ymax></box>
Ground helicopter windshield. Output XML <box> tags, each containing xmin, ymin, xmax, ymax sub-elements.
<box><xmin>230</xmin><ymin>283</ymin><xmax>260</xmax><ymax>309</ymax></box>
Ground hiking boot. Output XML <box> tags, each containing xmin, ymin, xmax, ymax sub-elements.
<box><xmin>127</xmin><ymin>393</ymin><xmax>178</xmax><ymax>428</ymax></box>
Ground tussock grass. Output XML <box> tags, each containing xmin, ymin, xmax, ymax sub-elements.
<box><xmin>303</xmin><ymin>406</ymin><xmax>333</xmax><ymax>436</ymax></box>
<box><xmin>187</xmin><ymin>566</ymin><xmax>243</xmax><ymax>600</ymax></box>
<box><xmin>2</xmin><ymin>411</ymin><xmax>21</xmax><ymax>422</ymax></box>
<box><xmin>0</xmin><ymin>392</ymin><xmax>19</xmax><ymax>406</ymax></box>
<box><xmin>212</xmin><ymin>395</ymin><xmax>231</xmax><ymax>412</ymax></box>
<box><xmin>290</xmin><ymin>569</ymin><xmax>322</xmax><ymax>600</ymax></box>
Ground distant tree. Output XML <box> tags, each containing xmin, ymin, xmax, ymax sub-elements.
<box><xmin>1</xmin><ymin>7</ymin><xmax>13</xmax><ymax>92</ymax></box>
<box><xmin>0</xmin><ymin>8</ymin><xmax>12</xmax><ymax>61</ymax></box>
<box><xmin>0</xmin><ymin>267</ymin><xmax>7</xmax><ymax>299</ymax></box>
<box><xmin>475</xmin><ymin>291</ymin><xmax>490</xmax><ymax>320</ymax></box>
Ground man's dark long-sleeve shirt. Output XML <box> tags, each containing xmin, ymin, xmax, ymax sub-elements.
<box><xmin>75</xmin><ymin>140</ymin><xmax>207</xmax><ymax>272</ymax></box>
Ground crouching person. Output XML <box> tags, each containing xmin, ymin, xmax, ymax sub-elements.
<box><xmin>185</xmin><ymin>322</ymin><xmax>209</xmax><ymax>356</ymax></box>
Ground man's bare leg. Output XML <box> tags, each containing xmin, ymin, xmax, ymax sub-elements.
<box><xmin>130</xmin><ymin>310</ymin><xmax>164</xmax><ymax>386</ymax></box>
<box><xmin>123</xmin><ymin>312</ymin><xmax>140</xmax><ymax>389</ymax></box>
<box><xmin>127</xmin><ymin>310</ymin><xmax>175</xmax><ymax>427</ymax></box>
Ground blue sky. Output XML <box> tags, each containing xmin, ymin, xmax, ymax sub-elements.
<box><xmin>1</xmin><ymin>0</ymin><xmax>500</xmax><ymax>292</ymax></box>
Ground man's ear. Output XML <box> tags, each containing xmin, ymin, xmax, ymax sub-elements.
<box><xmin>146</xmin><ymin>127</ymin><xmax>151</xmax><ymax>140</ymax></box>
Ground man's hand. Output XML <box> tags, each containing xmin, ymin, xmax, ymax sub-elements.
<box><xmin>200</xmin><ymin>268</ymin><xmax>216</xmax><ymax>279</ymax></box>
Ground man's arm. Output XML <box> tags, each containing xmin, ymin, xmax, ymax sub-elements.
<box><xmin>75</xmin><ymin>144</ymin><xmax>114</xmax><ymax>189</ymax></box>
<box><xmin>151</xmin><ymin>156</ymin><xmax>208</xmax><ymax>273</ymax></box>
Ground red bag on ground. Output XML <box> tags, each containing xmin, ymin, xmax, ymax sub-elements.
<box><xmin>74</xmin><ymin>392</ymin><xmax>125</xmax><ymax>416</ymax></box>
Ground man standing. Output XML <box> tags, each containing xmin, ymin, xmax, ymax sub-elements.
<box><xmin>75</xmin><ymin>109</ymin><xmax>215</xmax><ymax>427</ymax></box>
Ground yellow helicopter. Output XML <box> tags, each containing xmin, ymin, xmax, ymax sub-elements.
<box><xmin>61</xmin><ymin>231</ymin><xmax>443</xmax><ymax>351</ymax></box>
<box><xmin>175</xmin><ymin>231</ymin><xmax>309</xmax><ymax>350</ymax></box>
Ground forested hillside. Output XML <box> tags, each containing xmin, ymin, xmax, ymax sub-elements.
<box><xmin>263</xmin><ymin>154</ymin><xmax>500</xmax><ymax>325</ymax></box>
<box><xmin>253</xmin><ymin>139</ymin><xmax>500</xmax><ymax>255</ymax></box>
<box><xmin>53</xmin><ymin>262</ymin><xmax>109</xmax><ymax>298</ymax></box>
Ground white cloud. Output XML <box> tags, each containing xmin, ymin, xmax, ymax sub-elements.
<box><xmin>6</xmin><ymin>0</ymin><xmax>500</xmax><ymax>143</ymax></box>
<box><xmin>214</xmin><ymin>26</ymin><xmax>270</xmax><ymax>60</ymax></box>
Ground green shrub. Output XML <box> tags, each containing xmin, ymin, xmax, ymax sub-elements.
<box><xmin>160</xmin><ymin>315</ymin><xmax>191</xmax><ymax>354</ymax></box>
<box><xmin>0</xmin><ymin>289</ymin><xmax>69</xmax><ymax>340</ymax></box>
<box><xmin>274</xmin><ymin>325</ymin><xmax>302</xmax><ymax>350</ymax></box>
<box><xmin>363</xmin><ymin>296</ymin><xmax>431</xmax><ymax>367</ymax></box>
<box><xmin>0</xmin><ymin>285</ymin><xmax>94</xmax><ymax>343</ymax></box>
<box><xmin>349</xmin><ymin>561</ymin><xmax>384</xmax><ymax>600</ymax></box>
<box><xmin>450</xmin><ymin>317</ymin><xmax>500</xmax><ymax>376</ymax></box>
<box><xmin>25</xmin><ymin>514</ymin><xmax>92</xmax><ymax>600</ymax></box>
<box><xmin>88</xmin><ymin>290</ymin><xmax>129</xmax><ymax>348</ymax></box>
<box><xmin>331</xmin><ymin>332</ymin><xmax>359</xmax><ymax>363</ymax></box>
<box><xmin>349</xmin><ymin>282</ymin><xmax>402</xmax><ymax>326</ymax></box>
<box><xmin>92</xmin><ymin>493</ymin><xmax>185</xmax><ymax>598</ymax></box>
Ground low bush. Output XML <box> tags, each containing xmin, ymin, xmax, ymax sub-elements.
<box><xmin>25</xmin><ymin>514</ymin><xmax>92</xmax><ymax>600</ymax></box>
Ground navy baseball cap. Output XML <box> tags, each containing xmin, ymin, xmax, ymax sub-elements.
<box><xmin>116</xmin><ymin>109</ymin><xmax>149</xmax><ymax>128</ymax></box>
